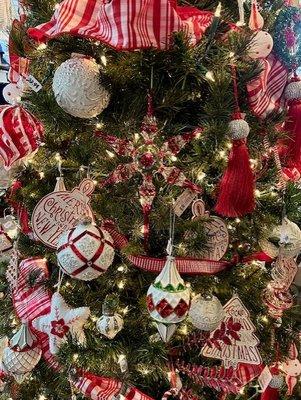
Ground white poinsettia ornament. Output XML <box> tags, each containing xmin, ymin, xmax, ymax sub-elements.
<box><xmin>32</xmin><ymin>292</ymin><xmax>90</xmax><ymax>355</ymax></box>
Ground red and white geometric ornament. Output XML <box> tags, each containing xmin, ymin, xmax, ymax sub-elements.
<box><xmin>57</xmin><ymin>218</ymin><xmax>115</xmax><ymax>281</ymax></box>
<box><xmin>31</xmin><ymin>178</ymin><xmax>95</xmax><ymax>249</ymax></box>
<box><xmin>1</xmin><ymin>323</ymin><xmax>42</xmax><ymax>384</ymax></box>
<box><xmin>32</xmin><ymin>291</ymin><xmax>90</xmax><ymax>355</ymax></box>
<box><xmin>146</xmin><ymin>241</ymin><xmax>191</xmax><ymax>342</ymax></box>
<box><xmin>201</xmin><ymin>295</ymin><xmax>262</xmax><ymax>368</ymax></box>
<box><xmin>0</xmin><ymin>105</ymin><xmax>44</xmax><ymax>169</ymax></box>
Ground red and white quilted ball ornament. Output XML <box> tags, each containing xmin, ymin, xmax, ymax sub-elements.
<box><xmin>1</xmin><ymin>323</ymin><xmax>42</xmax><ymax>383</ymax></box>
<box><xmin>147</xmin><ymin>254</ymin><xmax>190</xmax><ymax>342</ymax></box>
<box><xmin>0</xmin><ymin>105</ymin><xmax>44</xmax><ymax>169</ymax></box>
<box><xmin>57</xmin><ymin>218</ymin><xmax>115</xmax><ymax>281</ymax></box>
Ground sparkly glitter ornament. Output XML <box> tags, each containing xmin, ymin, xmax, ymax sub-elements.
<box><xmin>147</xmin><ymin>244</ymin><xmax>191</xmax><ymax>342</ymax></box>
<box><xmin>188</xmin><ymin>294</ymin><xmax>224</xmax><ymax>331</ymax></box>
<box><xmin>285</xmin><ymin>80</ymin><xmax>301</xmax><ymax>101</ymax></box>
<box><xmin>57</xmin><ymin>218</ymin><xmax>115</xmax><ymax>281</ymax></box>
<box><xmin>228</xmin><ymin>118</ymin><xmax>250</xmax><ymax>140</ymax></box>
<box><xmin>96</xmin><ymin>295</ymin><xmax>124</xmax><ymax>339</ymax></box>
<box><xmin>2</xmin><ymin>323</ymin><xmax>42</xmax><ymax>383</ymax></box>
<box><xmin>52</xmin><ymin>54</ymin><xmax>110</xmax><ymax>119</ymax></box>
<box><xmin>269</xmin><ymin>373</ymin><xmax>284</xmax><ymax>389</ymax></box>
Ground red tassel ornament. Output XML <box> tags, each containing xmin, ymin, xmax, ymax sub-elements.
<box><xmin>283</xmin><ymin>77</ymin><xmax>301</xmax><ymax>171</ymax></box>
<box><xmin>215</xmin><ymin>113</ymin><xmax>255</xmax><ymax>217</ymax></box>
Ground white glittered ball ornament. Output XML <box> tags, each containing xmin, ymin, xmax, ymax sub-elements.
<box><xmin>57</xmin><ymin>219</ymin><xmax>115</xmax><ymax>281</ymax></box>
<box><xmin>269</xmin><ymin>374</ymin><xmax>284</xmax><ymax>389</ymax></box>
<box><xmin>52</xmin><ymin>54</ymin><xmax>110</xmax><ymax>119</ymax></box>
<box><xmin>248</xmin><ymin>31</ymin><xmax>273</xmax><ymax>59</ymax></box>
<box><xmin>228</xmin><ymin>116</ymin><xmax>250</xmax><ymax>140</ymax></box>
<box><xmin>189</xmin><ymin>294</ymin><xmax>224</xmax><ymax>331</ymax></box>
<box><xmin>284</xmin><ymin>80</ymin><xmax>301</xmax><ymax>101</ymax></box>
<box><xmin>2</xmin><ymin>323</ymin><xmax>42</xmax><ymax>383</ymax></box>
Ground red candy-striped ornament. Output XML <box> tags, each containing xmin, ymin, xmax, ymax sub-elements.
<box><xmin>0</xmin><ymin>105</ymin><xmax>44</xmax><ymax>169</ymax></box>
<box><xmin>57</xmin><ymin>218</ymin><xmax>115</xmax><ymax>281</ymax></box>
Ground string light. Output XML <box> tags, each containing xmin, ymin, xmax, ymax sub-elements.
<box><xmin>117</xmin><ymin>265</ymin><xmax>125</xmax><ymax>272</ymax></box>
<box><xmin>254</xmin><ymin>189</ymin><xmax>261</xmax><ymax>198</ymax></box>
<box><xmin>39</xmin><ymin>171</ymin><xmax>45</xmax><ymax>179</ymax></box>
<box><xmin>205</xmin><ymin>71</ymin><xmax>215</xmax><ymax>82</ymax></box>
<box><xmin>117</xmin><ymin>280</ymin><xmax>125</xmax><ymax>289</ymax></box>
<box><xmin>100</xmin><ymin>55</ymin><xmax>107</xmax><ymax>66</ymax></box>
<box><xmin>197</xmin><ymin>171</ymin><xmax>206</xmax><ymax>181</ymax></box>
<box><xmin>39</xmin><ymin>396</ymin><xmax>46</xmax><ymax>400</ymax></box>
<box><xmin>170</xmin><ymin>155</ymin><xmax>177</xmax><ymax>162</ymax></box>
<box><xmin>73</xmin><ymin>353</ymin><xmax>79</xmax><ymax>361</ymax></box>
<box><xmin>96</xmin><ymin>122</ymin><xmax>103</xmax><ymax>129</ymax></box>
<box><xmin>214</xmin><ymin>2</ymin><xmax>222</xmax><ymax>17</ymax></box>
<box><xmin>179</xmin><ymin>324</ymin><xmax>188</xmax><ymax>335</ymax></box>
<box><xmin>235</xmin><ymin>218</ymin><xmax>241</xmax><ymax>223</ymax></box>
<box><xmin>106</xmin><ymin>150</ymin><xmax>115</xmax><ymax>158</ymax></box>
<box><xmin>261</xmin><ymin>315</ymin><xmax>269</xmax><ymax>324</ymax></box>
<box><xmin>121</xmin><ymin>306</ymin><xmax>129</xmax><ymax>315</ymax></box>
<box><xmin>37</xmin><ymin>43</ymin><xmax>47</xmax><ymax>51</ymax></box>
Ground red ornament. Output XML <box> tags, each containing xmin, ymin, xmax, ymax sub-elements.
<box><xmin>0</xmin><ymin>105</ymin><xmax>44</xmax><ymax>169</ymax></box>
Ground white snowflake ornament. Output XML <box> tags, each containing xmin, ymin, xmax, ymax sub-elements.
<box><xmin>32</xmin><ymin>292</ymin><xmax>90</xmax><ymax>355</ymax></box>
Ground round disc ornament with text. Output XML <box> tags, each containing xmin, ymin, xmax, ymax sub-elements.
<box><xmin>31</xmin><ymin>179</ymin><xmax>95</xmax><ymax>249</ymax></box>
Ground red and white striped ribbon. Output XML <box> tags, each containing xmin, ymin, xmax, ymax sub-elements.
<box><xmin>247</xmin><ymin>53</ymin><xmax>288</xmax><ymax>119</ymax></box>
<box><xmin>27</xmin><ymin>0</ymin><xmax>214</xmax><ymax>50</ymax></box>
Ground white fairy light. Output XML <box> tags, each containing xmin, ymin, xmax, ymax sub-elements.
<box><xmin>214</xmin><ymin>2</ymin><xmax>222</xmax><ymax>17</ymax></box>
<box><xmin>205</xmin><ymin>71</ymin><xmax>215</xmax><ymax>82</ymax></box>
<box><xmin>106</xmin><ymin>150</ymin><xmax>115</xmax><ymax>158</ymax></box>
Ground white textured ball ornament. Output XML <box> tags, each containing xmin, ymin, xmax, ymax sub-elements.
<box><xmin>96</xmin><ymin>313</ymin><xmax>124</xmax><ymax>339</ymax></box>
<box><xmin>2</xmin><ymin>83</ymin><xmax>23</xmax><ymax>105</ymax></box>
<box><xmin>52</xmin><ymin>55</ymin><xmax>110</xmax><ymax>119</ymax></box>
<box><xmin>228</xmin><ymin>118</ymin><xmax>250</xmax><ymax>140</ymax></box>
<box><xmin>248</xmin><ymin>31</ymin><xmax>273</xmax><ymax>59</ymax></box>
<box><xmin>284</xmin><ymin>80</ymin><xmax>301</xmax><ymax>101</ymax></box>
<box><xmin>189</xmin><ymin>294</ymin><xmax>224</xmax><ymax>331</ymax></box>
<box><xmin>57</xmin><ymin>219</ymin><xmax>115</xmax><ymax>281</ymax></box>
<box><xmin>269</xmin><ymin>374</ymin><xmax>284</xmax><ymax>389</ymax></box>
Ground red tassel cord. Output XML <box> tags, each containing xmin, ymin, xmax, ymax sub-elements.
<box><xmin>215</xmin><ymin>138</ymin><xmax>255</xmax><ymax>217</ymax></box>
<box><xmin>260</xmin><ymin>386</ymin><xmax>279</xmax><ymax>400</ymax></box>
<box><xmin>284</xmin><ymin>99</ymin><xmax>301</xmax><ymax>170</ymax></box>
<box><xmin>215</xmin><ymin>66</ymin><xmax>255</xmax><ymax>217</ymax></box>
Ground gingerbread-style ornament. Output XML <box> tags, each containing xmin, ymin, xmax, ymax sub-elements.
<box><xmin>31</xmin><ymin>178</ymin><xmax>95</xmax><ymax>249</ymax></box>
<box><xmin>192</xmin><ymin>199</ymin><xmax>229</xmax><ymax>261</ymax></box>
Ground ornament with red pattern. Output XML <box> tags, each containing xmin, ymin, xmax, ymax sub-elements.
<box><xmin>32</xmin><ymin>291</ymin><xmax>90</xmax><ymax>355</ymax></box>
<box><xmin>146</xmin><ymin>241</ymin><xmax>191</xmax><ymax>342</ymax></box>
<box><xmin>1</xmin><ymin>323</ymin><xmax>42</xmax><ymax>384</ymax></box>
<box><xmin>97</xmin><ymin>95</ymin><xmax>201</xmax><ymax>244</ymax></box>
<box><xmin>0</xmin><ymin>105</ymin><xmax>44</xmax><ymax>169</ymax></box>
<box><xmin>57</xmin><ymin>218</ymin><xmax>115</xmax><ymax>281</ymax></box>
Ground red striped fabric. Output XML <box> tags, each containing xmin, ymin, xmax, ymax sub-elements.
<box><xmin>127</xmin><ymin>254</ymin><xmax>231</xmax><ymax>274</ymax></box>
<box><xmin>75</xmin><ymin>373</ymin><xmax>154</xmax><ymax>400</ymax></box>
<box><xmin>247</xmin><ymin>53</ymin><xmax>288</xmax><ymax>119</ymax></box>
<box><xmin>0</xmin><ymin>105</ymin><xmax>44</xmax><ymax>169</ymax></box>
<box><xmin>27</xmin><ymin>0</ymin><xmax>213</xmax><ymax>50</ymax></box>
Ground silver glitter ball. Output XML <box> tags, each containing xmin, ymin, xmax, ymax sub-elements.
<box><xmin>52</xmin><ymin>55</ymin><xmax>110</xmax><ymax>119</ymax></box>
<box><xmin>228</xmin><ymin>119</ymin><xmax>250</xmax><ymax>140</ymax></box>
<box><xmin>269</xmin><ymin>374</ymin><xmax>284</xmax><ymax>389</ymax></box>
<box><xmin>284</xmin><ymin>80</ymin><xmax>301</xmax><ymax>101</ymax></box>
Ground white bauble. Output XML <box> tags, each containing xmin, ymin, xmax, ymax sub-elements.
<box><xmin>2</xmin><ymin>83</ymin><xmax>23</xmax><ymax>105</ymax></box>
<box><xmin>57</xmin><ymin>220</ymin><xmax>115</xmax><ymax>281</ymax></box>
<box><xmin>248</xmin><ymin>31</ymin><xmax>273</xmax><ymax>59</ymax></box>
<box><xmin>2</xmin><ymin>324</ymin><xmax>42</xmax><ymax>384</ymax></box>
<box><xmin>284</xmin><ymin>80</ymin><xmax>301</xmax><ymax>101</ymax></box>
<box><xmin>52</xmin><ymin>55</ymin><xmax>110</xmax><ymax>119</ymax></box>
<box><xmin>96</xmin><ymin>313</ymin><xmax>124</xmax><ymax>339</ymax></box>
<box><xmin>189</xmin><ymin>294</ymin><xmax>224</xmax><ymax>331</ymax></box>
<box><xmin>228</xmin><ymin>118</ymin><xmax>250</xmax><ymax>140</ymax></box>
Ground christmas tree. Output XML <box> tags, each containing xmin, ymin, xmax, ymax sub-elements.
<box><xmin>0</xmin><ymin>0</ymin><xmax>301</xmax><ymax>399</ymax></box>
